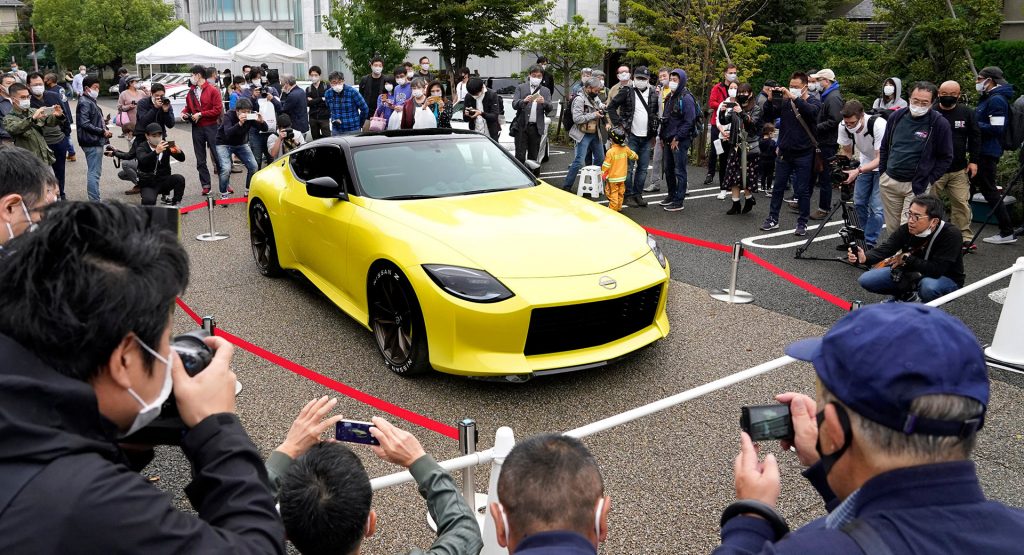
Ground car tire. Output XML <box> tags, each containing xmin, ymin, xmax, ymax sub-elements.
<box><xmin>369</xmin><ymin>265</ymin><xmax>430</xmax><ymax>376</ymax></box>
<box><xmin>249</xmin><ymin>200</ymin><xmax>283</xmax><ymax>277</ymax></box>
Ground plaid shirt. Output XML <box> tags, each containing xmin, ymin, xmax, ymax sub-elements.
<box><xmin>324</xmin><ymin>85</ymin><xmax>369</xmax><ymax>133</ymax></box>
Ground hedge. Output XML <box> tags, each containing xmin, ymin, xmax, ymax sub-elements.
<box><xmin>973</xmin><ymin>41</ymin><xmax>1024</xmax><ymax>90</ymax></box>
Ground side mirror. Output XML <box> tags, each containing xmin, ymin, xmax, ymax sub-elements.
<box><xmin>306</xmin><ymin>176</ymin><xmax>348</xmax><ymax>200</ymax></box>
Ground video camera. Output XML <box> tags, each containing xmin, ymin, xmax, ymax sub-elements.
<box><xmin>120</xmin><ymin>329</ymin><xmax>214</xmax><ymax>445</ymax></box>
<box><xmin>828</xmin><ymin>154</ymin><xmax>859</xmax><ymax>202</ymax></box>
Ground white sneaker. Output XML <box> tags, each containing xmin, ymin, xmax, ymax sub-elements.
<box><xmin>716</xmin><ymin>190</ymin><xmax>729</xmax><ymax>200</ymax></box>
<box><xmin>220</xmin><ymin>192</ymin><xmax>231</xmax><ymax>200</ymax></box>
<box><xmin>982</xmin><ymin>233</ymin><xmax>1018</xmax><ymax>245</ymax></box>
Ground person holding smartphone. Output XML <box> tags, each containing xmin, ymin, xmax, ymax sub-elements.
<box><xmin>463</xmin><ymin>77</ymin><xmax>501</xmax><ymax>141</ymax></box>
<box><xmin>267</xmin><ymin>406</ymin><xmax>483</xmax><ymax>555</ymax></box>
<box><xmin>215</xmin><ymin>98</ymin><xmax>263</xmax><ymax>199</ymax></box>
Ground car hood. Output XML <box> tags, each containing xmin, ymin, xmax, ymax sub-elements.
<box><xmin>367</xmin><ymin>184</ymin><xmax>651</xmax><ymax>278</ymax></box>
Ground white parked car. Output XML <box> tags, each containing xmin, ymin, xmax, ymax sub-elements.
<box><xmin>449</xmin><ymin>96</ymin><xmax>558</xmax><ymax>166</ymax></box>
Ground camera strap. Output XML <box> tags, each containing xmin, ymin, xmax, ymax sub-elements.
<box><xmin>634</xmin><ymin>86</ymin><xmax>649</xmax><ymax>111</ymax></box>
<box><xmin>790</xmin><ymin>100</ymin><xmax>820</xmax><ymax>150</ymax></box>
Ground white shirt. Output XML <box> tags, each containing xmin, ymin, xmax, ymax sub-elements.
<box><xmin>258</xmin><ymin>96</ymin><xmax>277</xmax><ymax>131</ymax></box>
<box><xmin>837</xmin><ymin>115</ymin><xmax>886</xmax><ymax>169</ymax></box>
<box><xmin>630</xmin><ymin>88</ymin><xmax>649</xmax><ymax>138</ymax></box>
<box><xmin>456</xmin><ymin>81</ymin><xmax>468</xmax><ymax>103</ymax></box>
<box><xmin>266</xmin><ymin>130</ymin><xmax>306</xmax><ymax>159</ymax></box>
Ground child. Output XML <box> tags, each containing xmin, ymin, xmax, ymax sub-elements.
<box><xmin>758</xmin><ymin>122</ymin><xmax>777</xmax><ymax>197</ymax></box>
<box><xmin>601</xmin><ymin>128</ymin><xmax>638</xmax><ymax>212</ymax></box>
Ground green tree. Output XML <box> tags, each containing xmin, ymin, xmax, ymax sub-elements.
<box><xmin>875</xmin><ymin>0</ymin><xmax>1003</xmax><ymax>83</ymax></box>
<box><xmin>324</xmin><ymin>0</ymin><xmax>411</xmax><ymax>76</ymax></box>
<box><xmin>364</xmin><ymin>0</ymin><xmax>553</xmax><ymax>82</ymax></box>
<box><xmin>817</xmin><ymin>19</ymin><xmax>886</xmax><ymax>103</ymax></box>
<box><xmin>520</xmin><ymin>15</ymin><xmax>607</xmax><ymax>99</ymax></box>
<box><xmin>752</xmin><ymin>0</ymin><xmax>844</xmax><ymax>42</ymax></box>
<box><xmin>32</xmin><ymin>0</ymin><xmax>179</xmax><ymax>71</ymax></box>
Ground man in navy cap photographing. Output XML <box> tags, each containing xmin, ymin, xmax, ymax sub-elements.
<box><xmin>715</xmin><ymin>304</ymin><xmax>1024</xmax><ymax>554</ymax></box>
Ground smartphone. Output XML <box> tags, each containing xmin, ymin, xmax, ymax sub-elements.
<box><xmin>167</xmin><ymin>140</ymin><xmax>176</xmax><ymax>148</ymax></box>
<box><xmin>336</xmin><ymin>420</ymin><xmax>379</xmax><ymax>445</ymax></box>
<box><xmin>740</xmin><ymin>404</ymin><xmax>794</xmax><ymax>441</ymax></box>
<box><xmin>43</xmin><ymin>106</ymin><xmax>55</xmax><ymax>116</ymax></box>
<box><xmin>245</xmin><ymin>113</ymin><xmax>258</xmax><ymax>121</ymax></box>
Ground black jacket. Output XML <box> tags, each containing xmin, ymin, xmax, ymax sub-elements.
<box><xmin>608</xmin><ymin>85</ymin><xmax>660</xmax><ymax>139</ymax></box>
<box><xmin>936</xmin><ymin>103</ymin><xmax>980</xmax><ymax>173</ymax></box>
<box><xmin>358</xmin><ymin>74</ymin><xmax>386</xmax><ymax>116</ymax></box>
<box><xmin>761</xmin><ymin>95</ymin><xmax>821</xmax><ymax>156</ymax></box>
<box><xmin>864</xmin><ymin>221</ymin><xmax>965</xmax><ymax>286</ymax></box>
<box><xmin>75</xmin><ymin>94</ymin><xmax>107</xmax><ymax>147</ymax></box>
<box><xmin>815</xmin><ymin>83</ymin><xmax>843</xmax><ymax>146</ymax></box>
<box><xmin>134</xmin><ymin>140</ymin><xmax>186</xmax><ymax>180</ymax></box>
<box><xmin>306</xmin><ymin>81</ymin><xmax>330</xmax><ymax>120</ymax></box>
<box><xmin>133</xmin><ymin>96</ymin><xmax>176</xmax><ymax>140</ymax></box>
<box><xmin>218</xmin><ymin>110</ymin><xmax>268</xmax><ymax>146</ymax></box>
<box><xmin>464</xmin><ymin>90</ymin><xmax>502</xmax><ymax>141</ymax></box>
<box><xmin>0</xmin><ymin>333</ymin><xmax>285</xmax><ymax>554</ymax></box>
<box><xmin>280</xmin><ymin>87</ymin><xmax>310</xmax><ymax>133</ymax></box>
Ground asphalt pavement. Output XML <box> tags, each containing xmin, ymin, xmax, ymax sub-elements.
<box><xmin>55</xmin><ymin>104</ymin><xmax>1024</xmax><ymax>553</ymax></box>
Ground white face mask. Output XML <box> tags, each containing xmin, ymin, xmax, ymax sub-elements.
<box><xmin>914</xmin><ymin>225</ymin><xmax>934</xmax><ymax>238</ymax></box>
<box><xmin>396</xmin><ymin>78</ymin><xmax>407</xmax><ymax>86</ymax></box>
<box><xmin>4</xmin><ymin>200</ymin><xmax>36</xmax><ymax>243</ymax></box>
<box><xmin>634</xmin><ymin>78</ymin><xmax>649</xmax><ymax>90</ymax></box>
<box><xmin>529</xmin><ymin>77</ymin><xmax>541</xmax><ymax>87</ymax></box>
<box><xmin>251</xmin><ymin>80</ymin><xmax>261</xmax><ymax>87</ymax></box>
<box><xmin>406</xmin><ymin>71</ymin><xmax>415</xmax><ymax>79</ymax></box>
<box><xmin>617</xmin><ymin>72</ymin><xmax>630</xmax><ymax>82</ymax></box>
<box><xmin>148</xmin><ymin>135</ymin><xmax>162</xmax><ymax>147</ymax></box>
<box><xmin>310</xmin><ymin>75</ymin><xmax>321</xmax><ymax>83</ymax></box>
<box><xmin>908</xmin><ymin>104</ymin><xmax>929</xmax><ymax>117</ymax></box>
<box><xmin>883</xmin><ymin>85</ymin><xmax>895</xmax><ymax>96</ymax></box>
<box><xmin>17</xmin><ymin>98</ymin><xmax>30</xmax><ymax>110</ymax></box>
<box><xmin>420</xmin><ymin>63</ymin><xmax>430</xmax><ymax>71</ymax></box>
<box><xmin>30</xmin><ymin>85</ymin><xmax>44</xmax><ymax>96</ymax></box>
<box><xmin>789</xmin><ymin>87</ymin><xmax>803</xmax><ymax>98</ymax></box>
<box><xmin>726</xmin><ymin>72</ymin><xmax>737</xmax><ymax>82</ymax></box>
<box><xmin>598</xmin><ymin>80</ymin><xmax>605</xmax><ymax>89</ymax></box>
<box><xmin>668</xmin><ymin>81</ymin><xmax>679</xmax><ymax>91</ymax></box>
<box><xmin>412</xmin><ymin>89</ymin><xmax>425</xmax><ymax>99</ymax></box>
<box><xmin>80</xmin><ymin>69</ymin><xmax>87</xmax><ymax>75</ymax></box>
<box><xmin>122</xmin><ymin>336</ymin><xmax>174</xmax><ymax>438</ymax></box>
<box><xmin>975</xmin><ymin>80</ymin><xmax>988</xmax><ymax>93</ymax></box>
<box><xmin>372</xmin><ymin>65</ymin><xmax>382</xmax><ymax>76</ymax></box>
<box><xmin>385</xmin><ymin>83</ymin><xmax>394</xmax><ymax>92</ymax></box>
<box><xmin>87</xmin><ymin>89</ymin><xmax>99</xmax><ymax>99</ymax></box>
<box><xmin>728</xmin><ymin>88</ymin><xmax>737</xmax><ymax>98</ymax></box>
<box><xmin>332</xmin><ymin>84</ymin><xmax>344</xmax><ymax>93</ymax></box>
<box><xmin>808</xmin><ymin>82</ymin><xmax>819</xmax><ymax>92</ymax></box>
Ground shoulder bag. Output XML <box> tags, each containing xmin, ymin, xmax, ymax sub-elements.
<box><xmin>368</xmin><ymin>107</ymin><xmax>387</xmax><ymax>132</ymax></box>
<box><xmin>790</xmin><ymin>99</ymin><xmax>826</xmax><ymax>173</ymax></box>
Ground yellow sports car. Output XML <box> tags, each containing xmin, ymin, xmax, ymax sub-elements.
<box><xmin>247</xmin><ymin>129</ymin><xmax>670</xmax><ymax>379</ymax></box>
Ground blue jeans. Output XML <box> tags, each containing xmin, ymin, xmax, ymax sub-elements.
<box><xmin>768</xmin><ymin>151</ymin><xmax>814</xmax><ymax>225</ymax></box>
<box><xmin>853</xmin><ymin>171</ymin><xmax>884</xmax><ymax>246</ymax></box>
<box><xmin>83</xmin><ymin>145</ymin><xmax>104</xmax><ymax>201</ymax></box>
<box><xmin>216</xmin><ymin>144</ymin><xmax>258</xmax><ymax>193</ymax></box>
<box><xmin>625</xmin><ymin>134</ymin><xmax>654</xmax><ymax>196</ymax></box>
<box><xmin>858</xmin><ymin>267</ymin><xmax>959</xmax><ymax>302</ymax></box>
<box><xmin>661</xmin><ymin>138</ymin><xmax>692</xmax><ymax>204</ymax></box>
<box><xmin>814</xmin><ymin>145</ymin><xmax>836</xmax><ymax>211</ymax></box>
<box><xmin>248</xmin><ymin>129</ymin><xmax>269</xmax><ymax>168</ymax></box>
<box><xmin>66</xmin><ymin>135</ymin><xmax>76</xmax><ymax>156</ymax></box>
<box><xmin>563</xmin><ymin>133</ymin><xmax>605</xmax><ymax>190</ymax></box>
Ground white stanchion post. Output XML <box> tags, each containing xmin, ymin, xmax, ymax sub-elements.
<box><xmin>196</xmin><ymin>196</ymin><xmax>229</xmax><ymax>241</ymax></box>
<box><xmin>480</xmin><ymin>427</ymin><xmax>515</xmax><ymax>555</ymax></box>
<box><xmin>709</xmin><ymin>241</ymin><xmax>754</xmax><ymax>304</ymax></box>
<box><xmin>985</xmin><ymin>257</ymin><xmax>1024</xmax><ymax>368</ymax></box>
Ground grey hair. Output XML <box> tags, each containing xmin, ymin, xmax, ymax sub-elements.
<box><xmin>821</xmin><ymin>387</ymin><xmax>981</xmax><ymax>462</ymax></box>
<box><xmin>585</xmin><ymin>77</ymin><xmax>603</xmax><ymax>89</ymax></box>
<box><xmin>281</xmin><ymin>73</ymin><xmax>297</xmax><ymax>86</ymax></box>
<box><xmin>527</xmin><ymin>64</ymin><xmax>543</xmax><ymax>75</ymax></box>
<box><xmin>592</xmin><ymin>70</ymin><xmax>605</xmax><ymax>78</ymax></box>
<box><xmin>411</xmin><ymin>77</ymin><xmax>429</xmax><ymax>89</ymax></box>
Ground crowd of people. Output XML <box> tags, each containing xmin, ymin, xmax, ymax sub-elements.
<box><xmin>0</xmin><ymin>150</ymin><xmax>1022</xmax><ymax>552</ymax></box>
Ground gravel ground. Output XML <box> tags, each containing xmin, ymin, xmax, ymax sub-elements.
<box><xmin>58</xmin><ymin>103</ymin><xmax>1024</xmax><ymax>553</ymax></box>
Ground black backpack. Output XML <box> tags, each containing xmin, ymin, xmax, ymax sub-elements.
<box><xmin>560</xmin><ymin>92</ymin><xmax>578</xmax><ymax>132</ymax></box>
<box><xmin>1002</xmin><ymin>94</ymin><xmax>1024</xmax><ymax>151</ymax></box>
<box><xmin>844</xmin><ymin>114</ymin><xmax>882</xmax><ymax>141</ymax></box>
<box><xmin>673</xmin><ymin>89</ymin><xmax>704</xmax><ymax>139</ymax></box>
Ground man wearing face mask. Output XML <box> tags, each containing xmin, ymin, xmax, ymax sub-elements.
<box><xmin>536</xmin><ymin>56</ymin><xmax>555</xmax><ymax>97</ymax></box>
<box><xmin>847</xmin><ymin>195</ymin><xmax>963</xmax><ymax>302</ymax></box>
<box><xmin>706</xmin><ymin>64</ymin><xmax>738</xmax><ymax>191</ymax></box>
<box><xmin>645</xmin><ymin>68</ymin><xmax>673</xmax><ymax>194</ymax></box>
<box><xmin>182</xmin><ymin>64</ymin><xmax>225</xmax><ymax>196</ymax></box>
<box><xmin>134</xmin><ymin>122</ymin><xmax>186</xmax><ymax>207</ymax></box>
<box><xmin>490</xmin><ymin>434</ymin><xmax>611</xmax><ymax>554</ymax></box>
<box><xmin>3</xmin><ymin>83</ymin><xmax>60</xmax><ymax>167</ymax></box>
<box><xmin>809</xmin><ymin>69</ymin><xmax>843</xmax><ymax>220</ymax></box>
<box><xmin>607</xmin><ymin>65</ymin><xmax>631</xmax><ymax>105</ymax></box>
<box><xmin>25</xmin><ymin>73</ymin><xmax>69</xmax><ymax>198</ymax></box>
<box><xmin>71</xmin><ymin>65</ymin><xmax>87</xmax><ymax>99</ymax></box>
<box><xmin>973</xmin><ymin>67</ymin><xmax>1018</xmax><ymax>245</ymax></box>
<box><xmin>306</xmin><ymin>66</ymin><xmax>331</xmax><ymax>140</ymax></box>
<box><xmin>0</xmin><ymin>73</ymin><xmax>17</xmax><ymax>144</ymax></box>
<box><xmin>324</xmin><ymin>71</ymin><xmax>369</xmax><ymax>136</ymax></box>
<box><xmin>837</xmin><ymin>100</ymin><xmax>887</xmax><ymax>249</ymax></box>
<box><xmin>278</xmin><ymin>74</ymin><xmax>310</xmax><ymax>136</ymax></box>
<box><xmin>0</xmin><ymin>145</ymin><xmax>57</xmax><ymax>246</ymax></box>
<box><xmin>0</xmin><ymin>201</ymin><xmax>286</xmax><ymax>554</ymax></box>
<box><xmin>717</xmin><ymin>303</ymin><xmax>1024</xmax><ymax>554</ymax></box>
<box><xmin>133</xmin><ymin>83</ymin><xmax>176</xmax><ymax>144</ymax></box>
<box><xmin>463</xmin><ymin>77</ymin><xmax>501</xmax><ymax>141</ymax></box>
<box><xmin>609</xmin><ymin>65</ymin><xmax>659</xmax><ymax>207</ymax></box>
<box><xmin>932</xmin><ymin>81</ymin><xmax>980</xmax><ymax>250</ymax></box>
<box><xmin>512</xmin><ymin>64</ymin><xmax>554</xmax><ymax>167</ymax></box>
<box><xmin>76</xmin><ymin>76</ymin><xmax>112</xmax><ymax>201</ymax></box>
<box><xmin>358</xmin><ymin>57</ymin><xmax>386</xmax><ymax>131</ymax></box>
<box><xmin>877</xmin><ymin>81</ymin><xmax>953</xmax><ymax>237</ymax></box>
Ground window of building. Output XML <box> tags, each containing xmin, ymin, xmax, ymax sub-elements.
<box><xmin>240</xmin><ymin>0</ymin><xmax>252</xmax><ymax>20</ymax></box>
<box><xmin>599</xmin><ymin>0</ymin><xmax>607</xmax><ymax>23</ymax></box>
<box><xmin>314</xmin><ymin>0</ymin><xmax>322</xmax><ymax>33</ymax></box>
<box><xmin>276</xmin><ymin>0</ymin><xmax>291</xmax><ymax>20</ymax></box>
<box><xmin>618</xmin><ymin>0</ymin><xmax>627</xmax><ymax>23</ymax></box>
<box><xmin>257</xmin><ymin>0</ymin><xmax>270</xmax><ymax>20</ymax></box>
<box><xmin>220</xmin><ymin>30</ymin><xmax>239</xmax><ymax>49</ymax></box>
<box><xmin>294</xmin><ymin>0</ymin><xmax>304</xmax><ymax>47</ymax></box>
<box><xmin>219</xmin><ymin>0</ymin><xmax>234</xmax><ymax>20</ymax></box>
<box><xmin>567</xmin><ymin>0</ymin><xmax>576</xmax><ymax>18</ymax></box>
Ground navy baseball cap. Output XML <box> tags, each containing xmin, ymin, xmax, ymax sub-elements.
<box><xmin>785</xmin><ymin>304</ymin><xmax>988</xmax><ymax>437</ymax></box>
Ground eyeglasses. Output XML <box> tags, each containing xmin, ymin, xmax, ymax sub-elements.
<box><xmin>908</xmin><ymin>99</ymin><xmax>932</xmax><ymax>108</ymax></box>
<box><xmin>903</xmin><ymin>210</ymin><xmax>930</xmax><ymax>222</ymax></box>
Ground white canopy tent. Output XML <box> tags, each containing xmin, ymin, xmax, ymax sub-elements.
<box><xmin>135</xmin><ymin>26</ymin><xmax>234</xmax><ymax>66</ymax></box>
<box><xmin>228</xmin><ymin>25</ymin><xmax>309</xmax><ymax>65</ymax></box>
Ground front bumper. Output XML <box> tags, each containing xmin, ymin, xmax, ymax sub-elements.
<box><xmin>411</xmin><ymin>252</ymin><xmax>671</xmax><ymax>377</ymax></box>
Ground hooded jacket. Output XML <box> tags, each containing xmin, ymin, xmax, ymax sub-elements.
<box><xmin>873</xmin><ymin>77</ymin><xmax>907</xmax><ymax>111</ymax></box>
<box><xmin>878</xmin><ymin>107</ymin><xmax>954</xmax><ymax>194</ymax></box>
<box><xmin>0</xmin><ymin>333</ymin><xmax>286</xmax><ymax>553</ymax></box>
<box><xmin>660</xmin><ymin>69</ymin><xmax>698</xmax><ymax>142</ymax></box>
<box><xmin>815</xmin><ymin>81</ymin><xmax>843</xmax><ymax>146</ymax></box>
<box><xmin>975</xmin><ymin>82</ymin><xmax>1015</xmax><ymax>158</ymax></box>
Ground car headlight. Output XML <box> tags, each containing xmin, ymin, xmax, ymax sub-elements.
<box><xmin>648</xmin><ymin>234</ymin><xmax>667</xmax><ymax>268</ymax></box>
<box><xmin>422</xmin><ymin>265</ymin><xmax>515</xmax><ymax>303</ymax></box>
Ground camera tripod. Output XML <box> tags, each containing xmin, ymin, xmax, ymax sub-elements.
<box><xmin>794</xmin><ymin>195</ymin><xmax>865</xmax><ymax>264</ymax></box>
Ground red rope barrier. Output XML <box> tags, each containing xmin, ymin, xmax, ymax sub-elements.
<box><xmin>174</xmin><ymin>298</ymin><xmax>460</xmax><ymax>440</ymax></box>
<box><xmin>643</xmin><ymin>226</ymin><xmax>853</xmax><ymax>310</ymax></box>
<box><xmin>179</xmin><ymin>197</ymin><xmax>249</xmax><ymax>215</ymax></box>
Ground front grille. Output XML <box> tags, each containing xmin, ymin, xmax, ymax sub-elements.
<box><xmin>524</xmin><ymin>284</ymin><xmax>662</xmax><ymax>356</ymax></box>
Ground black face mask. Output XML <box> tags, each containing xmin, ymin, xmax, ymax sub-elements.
<box><xmin>737</xmin><ymin>95</ymin><xmax>750</xmax><ymax>105</ymax></box>
<box><xmin>816</xmin><ymin>402</ymin><xmax>853</xmax><ymax>476</ymax></box>
<box><xmin>938</xmin><ymin>95</ymin><xmax>958</xmax><ymax>108</ymax></box>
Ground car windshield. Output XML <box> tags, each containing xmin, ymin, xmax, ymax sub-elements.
<box><xmin>352</xmin><ymin>137</ymin><xmax>535</xmax><ymax>200</ymax></box>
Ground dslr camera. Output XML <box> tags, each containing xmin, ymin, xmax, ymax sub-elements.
<box><xmin>829</xmin><ymin>154</ymin><xmax>859</xmax><ymax>202</ymax></box>
<box><xmin>120</xmin><ymin>329</ymin><xmax>214</xmax><ymax>445</ymax></box>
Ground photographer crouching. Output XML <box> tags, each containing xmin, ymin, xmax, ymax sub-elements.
<box><xmin>0</xmin><ymin>202</ymin><xmax>285</xmax><ymax>553</ymax></box>
<box><xmin>135</xmin><ymin>123</ymin><xmax>186</xmax><ymax>207</ymax></box>
<box><xmin>847</xmin><ymin>195</ymin><xmax>963</xmax><ymax>303</ymax></box>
